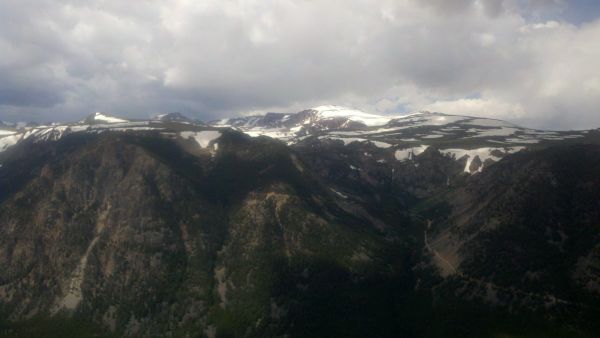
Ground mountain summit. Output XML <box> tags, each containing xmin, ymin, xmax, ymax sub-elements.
<box><xmin>81</xmin><ymin>112</ymin><xmax>130</xmax><ymax>124</ymax></box>
<box><xmin>152</xmin><ymin>112</ymin><xmax>197</xmax><ymax>123</ymax></box>
<box><xmin>213</xmin><ymin>105</ymin><xmax>397</xmax><ymax>136</ymax></box>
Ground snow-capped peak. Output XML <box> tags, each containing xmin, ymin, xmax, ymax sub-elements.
<box><xmin>310</xmin><ymin>105</ymin><xmax>397</xmax><ymax>127</ymax></box>
<box><xmin>86</xmin><ymin>112</ymin><xmax>129</xmax><ymax>124</ymax></box>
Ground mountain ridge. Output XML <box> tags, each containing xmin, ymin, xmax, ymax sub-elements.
<box><xmin>2</xmin><ymin>107</ymin><xmax>597</xmax><ymax>174</ymax></box>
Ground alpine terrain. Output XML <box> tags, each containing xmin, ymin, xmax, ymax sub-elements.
<box><xmin>1</xmin><ymin>106</ymin><xmax>600</xmax><ymax>337</ymax></box>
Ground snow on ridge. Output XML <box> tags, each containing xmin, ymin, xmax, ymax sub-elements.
<box><xmin>244</xmin><ymin>128</ymin><xmax>296</xmax><ymax>141</ymax></box>
<box><xmin>22</xmin><ymin>125</ymin><xmax>69</xmax><ymax>142</ymax></box>
<box><xmin>440</xmin><ymin>147</ymin><xmax>525</xmax><ymax>173</ymax></box>
<box><xmin>0</xmin><ymin>122</ymin><xmax>166</xmax><ymax>153</ymax></box>
<box><xmin>180</xmin><ymin>130</ymin><xmax>222</xmax><ymax>148</ymax></box>
<box><xmin>0</xmin><ymin>134</ymin><xmax>21</xmax><ymax>152</ymax></box>
<box><xmin>0</xmin><ymin>125</ymin><xmax>71</xmax><ymax>152</ymax></box>
<box><xmin>370</xmin><ymin>140</ymin><xmax>393</xmax><ymax>148</ymax></box>
<box><xmin>93</xmin><ymin>112</ymin><xmax>128</xmax><ymax>124</ymax></box>
<box><xmin>311</xmin><ymin>105</ymin><xmax>397</xmax><ymax>127</ymax></box>
<box><xmin>69</xmin><ymin>125</ymin><xmax>91</xmax><ymax>132</ymax></box>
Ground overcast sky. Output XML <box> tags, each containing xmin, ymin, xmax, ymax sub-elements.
<box><xmin>0</xmin><ymin>0</ymin><xmax>599</xmax><ymax>129</ymax></box>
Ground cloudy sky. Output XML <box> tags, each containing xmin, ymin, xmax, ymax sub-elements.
<box><xmin>0</xmin><ymin>0</ymin><xmax>599</xmax><ymax>129</ymax></box>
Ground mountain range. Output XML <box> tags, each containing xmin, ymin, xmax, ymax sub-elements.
<box><xmin>1</xmin><ymin>106</ymin><xmax>600</xmax><ymax>337</ymax></box>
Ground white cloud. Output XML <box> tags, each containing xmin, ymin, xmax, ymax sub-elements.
<box><xmin>0</xmin><ymin>0</ymin><xmax>598</xmax><ymax>129</ymax></box>
<box><xmin>422</xmin><ymin>98</ymin><xmax>525</xmax><ymax>120</ymax></box>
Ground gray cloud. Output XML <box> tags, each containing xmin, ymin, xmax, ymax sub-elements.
<box><xmin>0</xmin><ymin>0</ymin><xmax>599</xmax><ymax>129</ymax></box>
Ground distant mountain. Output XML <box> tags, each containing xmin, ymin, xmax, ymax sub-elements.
<box><xmin>210</xmin><ymin>105</ymin><xmax>591</xmax><ymax>173</ymax></box>
<box><xmin>212</xmin><ymin>105</ymin><xmax>585</xmax><ymax>145</ymax></box>
<box><xmin>1</xmin><ymin>107</ymin><xmax>600</xmax><ymax>336</ymax></box>
<box><xmin>152</xmin><ymin>112</ymin><xmax>202</xmax><ymax>124</ymax></box>
<box><xmin>0</xmin><ymin>107</ymin><xmax>597</xmax><ymax>174</ymax></box>
<box><xmin>80</xmin><ymin>112</ymin><xmax>130</xmax><ymax>124</ymax></box>
<box><xmin>212</xmin><ymin>105</ymin><xmax>398</xmax><ymax>140</ymax></box>
<box><xmin>0</xmin><ymin>121</ymin><xmax>38</xmax><ymax>129</ymax></box>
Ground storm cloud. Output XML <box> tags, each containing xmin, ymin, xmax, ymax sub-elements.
<box><xmin>0</xmin><ymin>0</ymin><xmax>599</xmax><ymax>129</ymax></box>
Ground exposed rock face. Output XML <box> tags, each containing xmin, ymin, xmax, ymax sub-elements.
<box><xmin>467</xmin><ymin>155</ymin><xmax>482</xmax><ymax>173</ymax></box>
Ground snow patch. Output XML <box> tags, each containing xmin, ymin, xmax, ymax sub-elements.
<box><xmin>440</xmin><ymin>147</ymin><xmax>525</xmax><ymax>173</ymax></box>
<box><xmin>244</xmin><ymin>128</ymin><xmax>295</xmax><ymax>141</ymax></box>
<box><xmin>180</xmin><ymin>131</ymin><xmax>222</xmax><ymax>148</ymax></box>
<box><xmin>0</xmin><ymin>134</ymin><xmax>21</xmax><ymax>152</ymax></box>
<box><xmin>69</xmin><ymin>125</ymin><xmax>90</xmax><ymax>132</ymax></box>
<box><xmin>92</xmin><ymin>112</ymin><xmax>128</xmax><ymax>124</ymax></box>
<box><xmin>395</xmin><ymin>145</ymin><xmax>429</xmax><ymax>161</ymax></box>
<box><xmin>330</xmin><ymin>188</ymin><xmax>348</xmax><ymax>199</ymax></box>
<box><xmin>370</xmin><ymin>140</ymin><xmax>393</xmax><ymax>148</ymax></box>
<box><xmin>506</xmin><ymin>138</ymin><xmax>539</xmax><ymax>144</ymax></box>
<box><xmin>467</xmin><ymin>127</ymin><xmax>519</xmax><ymax>138</ymax></box>
<box><xmin>311</xmin><ymin>105</ymin><xmax>396</xmax><ymax>126</ymax></box>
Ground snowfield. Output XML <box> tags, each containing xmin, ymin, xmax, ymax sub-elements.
<box><xmin>311</xmin><ymin>105</ymin><xmax>399</xmax><ymax>127</ymax></box>
<box><xmin>91</xmin><ymin>112</ymin><xmax>129</xmax><ymax>124</ymax></box>
<box><xmin>180</xmin><ymin>131</ymin><xmax>222</xmax><ymax>148</ymax></box>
